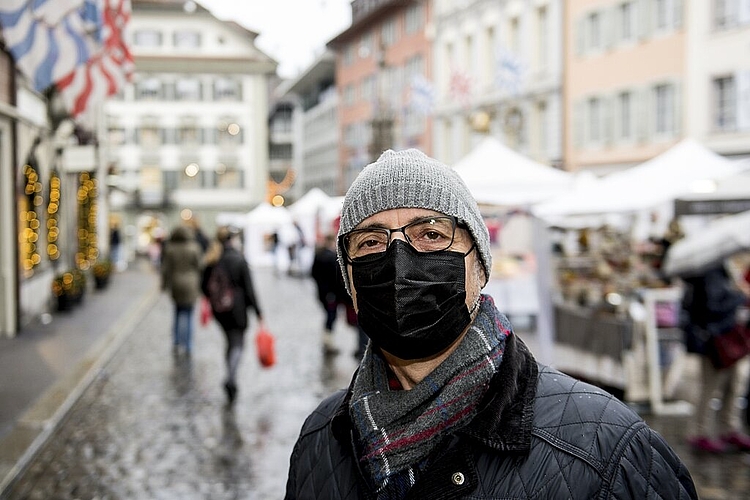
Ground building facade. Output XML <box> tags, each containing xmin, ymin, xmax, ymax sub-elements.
<box><xmin>105</xmin><ymin>0</ymin><xmax>276</xmax><ymax>253</ymax></box>
<box><xmin>328</xmin><ymin>0</ymin><xmax>433</xmax><ymax>194</ymax></box>
<box><xmin>685</xmin><ymin>0</ymin><xmax>750</xmax><ymax>160</ymax></box>
<box><xmin>565</xmin><ymin>0</ymin><xmax>686</xmax><ymax>173</ymax></box>
<box><xmin>432</xmin><ymin>0</ymin><xmax>564</xmax><ymax>168</ymax></box>
<box><xmin>279</xmin><ymin>50</ymin><xmax>339</xmax><ymax>197</ymax></box>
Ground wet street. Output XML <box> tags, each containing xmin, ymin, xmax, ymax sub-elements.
<box><xmin>5</xmin><ymin>267</ymin><xmax>361</xmax><ymax>499</ymax></box>
<box><xmin>4</xmin><ymin>265</ymin><xmax>750</xmax><ymax>499</ymax></box>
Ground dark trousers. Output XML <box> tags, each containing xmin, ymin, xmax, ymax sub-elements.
<box><xmin>223</xmin><ymin>328</ymin><xmax>245</xmax><ymax>384</ymax></box>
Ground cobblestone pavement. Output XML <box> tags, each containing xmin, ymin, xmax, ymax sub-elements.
<box><xmin>5</xmin><ymin>267</ymin><xmax>361</xmax><ymax>499</ymax></box>
<box><xmin>4</xmin><ymin>267</ymin><xmax>750</xmax><ymax>499</ymax></box>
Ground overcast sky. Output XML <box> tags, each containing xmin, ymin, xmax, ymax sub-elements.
<box><xmin>198</xmin><ymin>0</ymin><xmax>352</xmax><ymax>78</ymax></box>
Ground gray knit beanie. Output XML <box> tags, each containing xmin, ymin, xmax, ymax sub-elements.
<box><xmin>337</xmin><ymin>149</ymin><xmax>492</xmax><ymax>290</ymax></box>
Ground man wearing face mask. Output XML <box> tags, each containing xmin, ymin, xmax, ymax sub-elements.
<box><xmin>285</xmin><ymin>149</ymin><xmax>696</xmax><ymax>500</ymax></box>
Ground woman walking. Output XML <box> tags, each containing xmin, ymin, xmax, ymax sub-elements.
<box><xmin>202</xmin><ymin>226</ymin><xmax>264</xmax><ymax>404</ymax></box>
<box><xmin>161</xmin><ymin>225</ymin><xmax>203</xmax><ymax>356</ymax></box>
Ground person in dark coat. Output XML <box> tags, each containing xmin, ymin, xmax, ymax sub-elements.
<box><xmin>161</xmin><ymin>225</ymin><xmax>203</xmax><ymax>355</ymax></box>
<box><xmin>285</xmin><ymin>149</ymin><xmax>697</xmax><ymax>500</ymax></box>
<box><xmin>201</xmin><ymin>226</ymin><xmax>263</xmax><ymax>403</ymax></box>
<box><xmin>681</xmin><ymin>263</ymin><xmax>750</xmax><ymax>453</ymax></box>
<box><xmin>311</xmin><ymin>233</ymin><xmax>346</xmax><ymax>355</ymax></box>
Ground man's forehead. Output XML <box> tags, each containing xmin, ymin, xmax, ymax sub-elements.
<box><xmin>355</xmin><ymin>208</ymin><xmax>447</xmax><ymax>228</ymax></box>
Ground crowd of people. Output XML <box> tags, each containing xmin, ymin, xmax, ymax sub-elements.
<box><xmin>150</xmin><ymin>146</ymin><xmax>750</xmax><ymax>498</ymax></box>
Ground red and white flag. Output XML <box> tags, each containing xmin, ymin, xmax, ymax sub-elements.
<box><xmin>449</xmin><ymin>68</ymin><xmax>472</xmax><ymax>108</ymax></box>
<box><xmin>56</xmin><ymin>0</ymin><xmax>133</xmax><ymax>123</ymax></box>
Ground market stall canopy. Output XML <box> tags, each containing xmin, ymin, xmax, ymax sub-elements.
<box><xmin>288</xmin><ymin>187</ymin><xmax>331</xmax><ymax>217</ymax></box>
<box><xmin>246</xmin><ymin>202</ymin><xmax>293</xmax><ymax>227</ymax></box>
<box><xmin>662</xmin><ymin>209</ymin><xmax>750</xmax><ymax>277</ymax></box>
<box><xmin>532</xmin><ymin>138</ymin><xmax>748</xmax><ymax>221</ymax></box>
<box><xmin>452</xmin><ymin>136</ymin><xmax>573</xmax><ymax>206</ymax></box>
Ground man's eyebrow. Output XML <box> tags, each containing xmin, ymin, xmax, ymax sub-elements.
<box><xmin>356</xmin><ymin>214</ymin><xmax>440</xmax><ymax>230</ymax></box>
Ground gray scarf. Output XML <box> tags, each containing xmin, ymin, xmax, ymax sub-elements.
<box><xmin>349</xmin><ymin>295</ymin><xmax>511</xmax><ymax>498</ymax></box>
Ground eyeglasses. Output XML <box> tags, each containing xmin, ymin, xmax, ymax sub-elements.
<box><xmin>341</xmin><ymin>216</ymin><xmax>461</xmax><ymax>261</ymax></box>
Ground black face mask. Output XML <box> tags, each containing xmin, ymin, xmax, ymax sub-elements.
<box><xmin>351</xmin><ymin>239</ymin><xmax>474</xmax><ymax>360</ymax></box>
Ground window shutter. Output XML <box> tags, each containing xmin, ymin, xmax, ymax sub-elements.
<box><xmin>576</xmin><ymin>18</ymin><xmax>585</xmax><ymax>55</ymax></box>
<box><xmin>573</xmin><ymin>100</ymin><xmax>585</xmax><ymax>148</ymax></box>
<box><xmin>672</xmin><ymin>81</ymin><xmax>682</xmax><ymax>136</ymax></box>
<box><xmin>673</xmin><ymin>0</ymin><xmax>683</xmax><ymax>29</ymax></box>
<box><xmin>603</xmin><ymin>94</ymin><xmax>615</xmax><ymax>145</ymax></box>
<box><xmin>602</xmin><ymin>9</ymin><xmax>614</xmax><ymax>50</ymax></box>
<box><xmin>635</xmin><ymin>87</ymin><xmax>650</xmax><ymax>142</ymax></box>
<box><xmin>638</xmin><ymin>0</ymin><xmax>652</xmax><ymax>40</ymax></box>
<box><xmin>737</xmin><ymin>71</ymin><xmax>750</xmax><ymax>131</ymax></box>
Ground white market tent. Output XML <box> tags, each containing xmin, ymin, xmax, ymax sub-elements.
<box><xmin>287</xmin><ymin>188</ymin><xmax>344</xmax><ymax>273</ymax></box>
<box><xmin>532</xmin><ymin>138</ymin><xmax>747</xmax><ymax>222</ymax></box>
<box><xmin>528</xmin><ymin>138</ymin><xmax>749</xmax><ymax>376</ymax></box>
<box><xmin>244</xmin><ymin>202</ymin><xmax>295</xmax><ymax>268</ymax></box>
<box><xmin>452</xmin><ymin>136</ymin><xmax>574</xmax><ymax>207</ymax></box>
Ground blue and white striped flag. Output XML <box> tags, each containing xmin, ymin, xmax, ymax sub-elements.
<box><xmin>495</xmin><ymin>46</ymin><xmax>526</xmax><ymax>96</ymax></box>
<box><xmin>0</xmin><ymin>0</ymin><xmax>102</xmax><ymax>92</ymax></box>
<box><xmin>408</xmin><ymin>74</ymin><xmax>434</xmax><ymax>115</ymax></box>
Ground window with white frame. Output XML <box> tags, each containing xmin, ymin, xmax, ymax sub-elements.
<box><xmin>537</xmin><ymin>101</ymin><xmax>548</xmax><ymax>154</ymax></box>
<box><xmin>465</xmin><ymin>34</ymin><xmax>475</xmax><ymax>81</ymax></box>
<box><xmin>133</xmin><ymin>29</ymin><xmax>162</xmax><ymax>47</ymax></box>
<box><xmin>177</xmin><ymin>118</ymin><xmax>201</xmax><ymax>146</ymax></box>
<box><xmin>483</xmin><ymin>26</ymin><xmax>495</xmax><ymax>85</ymax></box>
<box><xmin>714</xmin><ymin>0</ymin><xmax>737</xmax><ymax>30</ymax></box>
<box><xmin>359</xmin><ymin>32</ymin><xmax>373</xmax><ymax>58</ymax></box>
<box><xmin>405</xmin><ymin>2</ymin><xmax>424</xmax><ymax>35</ymax></box>
<box><xmin>537</xmin><ymin>6</ymin><xmax>549</xmax><ymax>70</ymax></box>
<box><xmin>138</xmin><ymin>119</ymin><xmax>161</xmax><ymax>148</ymax></box>
<box><xmin>655</xmin><ymin>0</ymin><xmax>669</xmax><ymax>30</ymax></box>
<box><xmin>588</xmin><ymin>97</ymin><xmax>602</xmax><ymax>143</ymax></box>
<box><xmin>344</xmin><ymin>84</ymin><xmax>356</xmax><ymax>106</ymax></box>
<box><xmin>618</xmin><ymin>91</ymin><xmax>633</xmax><ymax>139</ymax></box>
<box><xmin>174</xmin><ymin>30</ymin><xmax>201</xmax><ymax>48</ymax></box>
<box><xmin>175</xmin><ymin>78</ymin><xmax>201</xmax><ymax>101</ymax></box>
<box><xmin>713</xmin><ymin>75</ymin><xmax>736</xmax><ymax>131</ymax></box>
<box><xmin>619</xmin><ymin>1</ymin><xmax>635</xmax><ymax>41</ymax></box>
<box><xmin>343</xmin><ymin>44</ymin><xmax>354</xmax><ymax>66</ymax></box>
<box><xmin>213</xmin><ymin>77</ymin><xmax>241</xmax><ymax>101</ymax></box>
<box><xmin>588</xmin><ymin>12</ymin><xmax>602</xmax><ymax>50</ymax></box>
<box><xmin>654</xmin><ymin>83</ymin><xmax>675</xmax><ymax>135</ymax></box>
<box><xmin>405</xmin><ymin>55</ymin><xmax>423</xmax><ymax>80</ymax></box>
<box><xmin>361</xmin><ymin>75</ymin><xmax>376</xmax><ymax>103</ymax></box>
<box><xmin>509</xmin><ymin>17</ymin><xmax>520</xmax><ymax>54</ymax></box>
<box><xmin>135</xmin><ymin>77</ymin><xmax>161</xmax><ymax>100</ymax></box>
<box><xmin>215</xmin><ymin>162</ymin><xmax>243</xmax><ymax>189</ymax></box>
<box><xmin>381</xmin><ymin>19</ymin><xmax>396</xmax><ymax>47</ymax></box>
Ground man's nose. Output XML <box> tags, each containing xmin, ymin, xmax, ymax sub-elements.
<box><xmin>388</xmin><ymin>228</ymin><xmax>409</xmax><ymax>244</ymax></box>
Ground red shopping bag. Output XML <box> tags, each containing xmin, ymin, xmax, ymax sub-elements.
<box><xmin>200</xmin><ymin>297</ymin><xmax>212</xmax><ymax>326</ymax></box>
<box><xmin>255</xmin><ymin>325</ymin><xmax>276</xmax><ymax>368</ymax></box>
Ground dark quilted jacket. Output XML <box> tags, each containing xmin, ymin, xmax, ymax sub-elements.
<box><xmin>285</xmin><ymin>333</ymin><xmax>697</xmax><ymax>499</ymax></box>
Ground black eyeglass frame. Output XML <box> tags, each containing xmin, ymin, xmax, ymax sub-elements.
<box><xmin>340</xmin><ymin>215</ymin><xmax>467</xmax><ymax>263</ymax></box>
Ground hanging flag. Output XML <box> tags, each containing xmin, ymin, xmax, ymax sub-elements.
<box><xmin>56</xmin><ymin>0</ymin><xmax>134</xmax><ymax>124</ymax></box>
<box><xmin>408</xmin><ymin>74</ymin><xmax>434</xmax><ymax>115</ymax></box>
<box><xmin>0</xmin><ymin>0</ymin><xmax>102</xmax><ymax>92</ymax></box>
<box><xmin>495</xmin><ymin>46</ymin><xmax>526</xmax><ymax>96</ymax></box>
<box><xmin>449</xmin><ymin>68</ymin><xmax>472</xmax><ymax>107</ymax></box>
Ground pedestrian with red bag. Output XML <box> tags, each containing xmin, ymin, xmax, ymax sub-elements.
<box><xmin>201</xmin><ymin>226</ymin><xmax>264</xmax><ymax>404</ymax></box>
